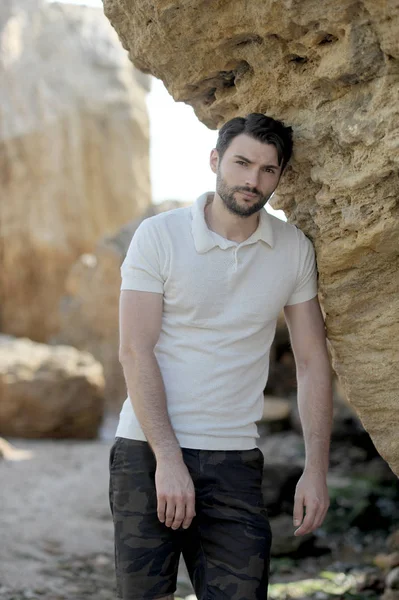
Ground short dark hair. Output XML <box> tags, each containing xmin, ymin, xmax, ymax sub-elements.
<box><xmin>216</xmin><ymin>113</ymin><xmax>293</xmax><ymax>171</ymax></box>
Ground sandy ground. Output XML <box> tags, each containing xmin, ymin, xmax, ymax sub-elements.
<box><xmin>1</xmin><ymin>416</ymin><xmax>393</xmax><ymax>600</ymax></box>
<box><xmin>0</xmin><ymin>436</ymin><xmax>116</xmax><ymax>598</ymax></box>
<box><xmin>0</xmin><ymin>415</ymin><xmax>194</xmax><ymax>600</ymax></box>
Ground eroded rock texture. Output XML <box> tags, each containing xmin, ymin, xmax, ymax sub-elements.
<box><xmin>104</xmin><ymin>0</ymin><xmax>399</xmax><ymax>474</ymax></box>
<box><xmin>0</xmin><ymin>0</ymin><xmax>151</xmax><ymax>341</ymax></box>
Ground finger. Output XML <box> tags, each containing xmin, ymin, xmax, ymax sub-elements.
<box><xmin>293</xmin><ymin>493</ymin><xmax>304</xmax><ymax>528</ymax></box>
<box><xmin>157</xmin><ymin>495</ymin><xmax>166</xmax><ymax>523</ymax></box>
<box><xmin>307</xmin><ymin>507</ymin><xmax>324</xmax><ymax>532</ymax></box>
<box><xmin>182</xmin><ymin>493</ymin><xmax>196</xmax><ymax>529</ymax></box>
<box><xmin>311</xmin><ymin>497</ymin><xmax>330</xmax><ymax>530</ymax></box>
<box><xmin>314</xmin><ymin>503</ymin><xmax>330</xmax><ymax>530</ymax></box>
<box><xmin>165</xmin><ymin>499</ymin><xmax>176</xmax><ymax>528</ymax></box>
<box><xmin>294</xmin><ymin>502</ymin><xmax>319</xmax><ymax>536</ymax></box>
<box><xmin>171</xmin><ymin>498</ymin><xmax>185</xmax><ymax>530</ymax></box>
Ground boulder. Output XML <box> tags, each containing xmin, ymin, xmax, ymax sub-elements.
<box><xmin>0</xmin><ymin>438</ymin><xmax>33</xmax><ymax>461</ymax></box>
<box><xmin>258</xmin><ymin>432</ymin><xmax>305</xmax><ymax>467</ymax></box>
<box><xmin>258</xmin><ymin>432</ymin><xmax>304</xmax><ymax>516</ymax></box>
<box><xmin>261</xmin><ymin>463</ymin><xmax>303</xmax><ymax>517</ymax></box>
<box><xmin>53</xmin><ymin>202</ymin><xmax>186</xmax><ymax>409</ymax></box>
<box><xmin>291</xmin><ymin>380</ymin><xmax>370</xmax><ymax>444</ymax></box>
<box><xmin>269</xmin><ymin>514</ymin><xmax>314</xmax><ymax>557</ymax></box>
<box><xmin>0</xmin><ymin>0</ymin><xmax>151</xmax><ymax>342</ymax></box>
<box><xmin>265</xmin><ymin>313</ymin><xmax>297</xmax><ymax>398</ymax></box>
<box><xmin>388</xmin><ymin>531</ymin><xmax>399</xmax><ymax>553</ymax></box>
<box><xmin>259</xmin><ymin>395</ymin><xmax>292</xmax><ymax>433</ymax></box>
<box><xmin>348</xmin><ymin>456</ymin><xmax>396</xmax><ymax>482</ymax></box>
<box><xmin>103</xmin><ymin>0</ymin><xmax>399</xmax><ymax>476</ymax></box>
<box><xmin>374</xmin><ymin>553</ymin><xmax>399</xmax><ymax>571</ymax></box>
<box><xmin>0</xmin><ymin>335</ymin><xmax>105</xmax><ymax>438</ymax></box>
<box><xmin>381</xmin><ymin>592</ymin><xmax>399</xmax><ymax>600</ymax></box>
<box><xmin>323</xmin><ymin>474</ymin><xmax>399</xmax><ymax>533</ymax></box>
<box><xmin>386</xmin><ymin>568</ymin><xmax>399</xmax><ymax>590</ymax></box>
<box><xmin>383</xmin><ymin>568</ymin><xmax>399</xmax><ymax>600</ymax></box>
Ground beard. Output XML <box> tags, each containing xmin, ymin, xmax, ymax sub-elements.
<box><xmin>216</xmin><ymin>171</ymin><xmax>274</xmax><ymax>217</ymax></box>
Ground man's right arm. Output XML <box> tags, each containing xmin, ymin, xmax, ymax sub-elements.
<box><xmin>119</xmin><ymin>289</ymin><xmax>195</xmax><ymax>530</ymax></box>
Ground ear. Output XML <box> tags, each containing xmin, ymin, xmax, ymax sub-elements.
<box><xmin>210</xmin><ymin>148</ymin><xmax>219</xmax><ymax>174</ymax></box>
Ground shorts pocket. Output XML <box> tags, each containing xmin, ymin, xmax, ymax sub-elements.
<box><xmin>109</xmin><ymin>438</ymin><xmax>121</xmax><ymax>471</ymax></box>
<box><xmin>110</xmin><ymin>437</ymin><xmax>156</xmax><ymax>475</ymax></box>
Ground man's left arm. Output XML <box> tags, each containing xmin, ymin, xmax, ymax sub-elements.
<box><xmin>284</xmin><ymin>296</ymin><xmax>333</xmax><ymax>537</ymax></box>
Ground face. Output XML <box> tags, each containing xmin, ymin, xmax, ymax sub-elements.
<box><xmin>210</xmin><ymin>133</ymin><xmax>282</xmax><ymax>217</ymax></box>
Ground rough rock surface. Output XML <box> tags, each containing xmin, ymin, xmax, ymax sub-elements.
<box><xmin>0</xmin><ymin>0</ymin><xmax>151</xmax><ymax>342</ymax></box>
<box><xmin>0</xmin><ymin>335</ymin><xmax>105</xmax><ymax>438</ymax></box>
<box><xmin>53</xmin><ymin>202</ymin><xmax>186</xmax><ymax>409</ymax></box>
<box><xmin>103</xmin><ymin>0</ymin><xmax>399</xmax><ymax>475</ymax></box>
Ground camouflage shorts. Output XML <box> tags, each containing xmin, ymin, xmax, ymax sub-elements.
<box><xmin>109</xmin><ymin>437</ymin><xmax>272</xmax><ymax>600</ymax></box>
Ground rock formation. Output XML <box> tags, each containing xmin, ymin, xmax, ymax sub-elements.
<box><xmin>103</xmin><ymin>0</ymin><xmax>399</xmax><ymax>474</ymax></box>
<box><xmin>0</xmin><ymin>0</ymin><xmax>151</xmax><ymax>342</ymax></box>
<box><xmin>54</xmin><ymin>202</ymin><xmax>185</xmax><ymax>409</ymax></box>
<box><xmin>0</xmin><ymin>335</ymin><xmax>105</xmax><ymax>438</ymax></box>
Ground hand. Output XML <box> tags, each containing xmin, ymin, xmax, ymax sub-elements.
<box><xmin>155</xmin><ymin>456</ymin><xmax>196</xmax><ymax>530</ymax></box>
<box><xmin>293</xmin><ymin>470</ymin><xmax>329</xmax><ymax>536</ymax></box>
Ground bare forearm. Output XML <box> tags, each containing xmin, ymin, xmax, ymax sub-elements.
<box><xmin>297</xmin><ymin>352</ymin><xmax>333</xmax><ymax>475</ymax></box>
<box><xmin>120</xmin><ymin>350</ymin><xmax>181</xmax><ymax>461</ymax></box>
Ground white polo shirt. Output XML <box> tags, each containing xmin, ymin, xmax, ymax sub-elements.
<box><xmin>116</xmin><ymin>192</ymin><xmax>318</xmax><ymax>450</ymax></box>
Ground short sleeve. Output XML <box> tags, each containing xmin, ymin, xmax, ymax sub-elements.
<box><xmin>120</xmin><ymin>219</ymin><xmax>164</xmax><ymax>294</ymax></box>
<box><xmin>285</xmin><ymin>231</ymin><xmax>318</xmax><ymax>306</ymax></box>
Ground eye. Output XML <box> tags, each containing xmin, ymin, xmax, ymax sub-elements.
<box><xmin>262</xmin><ymin>167</ymin><xmax>276</xmax><ymax>174</ymax></box>
<box><xmin>236</xmin><ymin>160</ymin><xmax>247</xmax><ymax>166</ymax></box>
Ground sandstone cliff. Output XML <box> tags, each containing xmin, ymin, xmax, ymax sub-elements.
<box><xmin>0</xmin><ymin>0</ymin><xmax>151</xmax><ymax>341</ymax></box>
<box><xmin>103</xmin><ymin>0</ymin><xmax>399</xmax><ymax>474</ymax></box>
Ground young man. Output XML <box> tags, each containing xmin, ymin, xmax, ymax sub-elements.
<box><xmin>110</xmin><ymin>113</ymin><xmax>333</xmax><ymax>600</ymax></box>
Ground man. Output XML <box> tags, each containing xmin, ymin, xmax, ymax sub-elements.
<box><xmin>110</xmin><ymin>113</ymin><xmax>333</xmax><ymax>600</ymax></box>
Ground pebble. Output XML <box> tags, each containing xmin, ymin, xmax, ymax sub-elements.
<box><xmin>386</xmin><ymin>567</ymin><xmax>399</xmax><ymax>590</ymax></box>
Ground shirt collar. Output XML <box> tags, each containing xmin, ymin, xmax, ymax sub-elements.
<box><xmin>191</xmin><ymin>192</ymin><xmax>274</xmax><ymax>254</ymax></box>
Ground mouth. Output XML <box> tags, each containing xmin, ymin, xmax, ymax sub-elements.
<box><xmin>238</xmin><ymin>190</ymin><xmax>259</xmax><ymax>200</ymax></box>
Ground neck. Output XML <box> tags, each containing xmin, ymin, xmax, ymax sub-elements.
<box><xmin>204</xmin><ymin>192</ymin><xmax>260</xmax><ymax>243</ymax></box>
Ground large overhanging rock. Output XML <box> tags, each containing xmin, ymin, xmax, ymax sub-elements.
<box><xmin>103</xmin><ymin>0</ymin><xmax>399</xmax><ymax>475</ymax></box>
<box><xmin>0</xmin><ymin>0</ymin><xmax>151</xmax><ymax>341</ymax></box>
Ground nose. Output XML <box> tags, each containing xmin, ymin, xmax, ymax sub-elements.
<box><xmin>245</xmin><ymin>168</ymin><xmax>260</xmax><ymax>190</ymax></box>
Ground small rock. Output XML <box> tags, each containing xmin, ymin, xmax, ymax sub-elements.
<box><xmin>374</xmin><ymin>552</ymin><xmax>399</xmax><ymax>571</ymax></box>
<box><xmin>94</xmin><ymin>554</ymin><xmax>111</xmax><ymax>566</ymax></box>
<box><xmin>386</xmin><ymin>567</ymin><xmax>399</xmax><ymax>590</ymax></box>
<box><xmin>270</xmin><ymin>514</ymin><xmax>314</xmax><ymax>556</ymax></box>
<box><xmin>381</xmin><ymin>590</ymin><xmax>399</xmax><ymax>600</ymax></box>
<box><xmin>258</xmin><ymin>431</ymin><xmax>305</xmax><ymax>466</ymax></box>
<box><xmin>260</xmin><ymin>396</ymin><xmax>292</xmax><ymax>430</ymax></box>
<box><xmin>388</xmin><ymin>531</ymin><xmax>399</xmax><ymax>552</ymax></box>
<box><xmin>0</xmin><ymin>438</ymin><xmax>33</xmax><ymax>462</ymax></box>
<box><xmin>357</xmin><ymin>569</ymin><xmax>385</xmax><ymax>593</ymax></box>
<box><xmin>261</xmin><ymin>463</ymin><xmax>303</xmax><ymax>516</ymax></box>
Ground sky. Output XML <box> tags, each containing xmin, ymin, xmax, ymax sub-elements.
<box><xmin>146</xmin><ymin>79</ymin><xmax>286</xmax><ymax>220</ymax></box>
<box><xmin>146</xmin><ymin>78</ymin><xmax>217</xmax><ymax>205</ymax></box>
<box><xmin>48</xmin><ymin>0</ymin><xmax>286</xmax><ymax>220</ymax></box>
